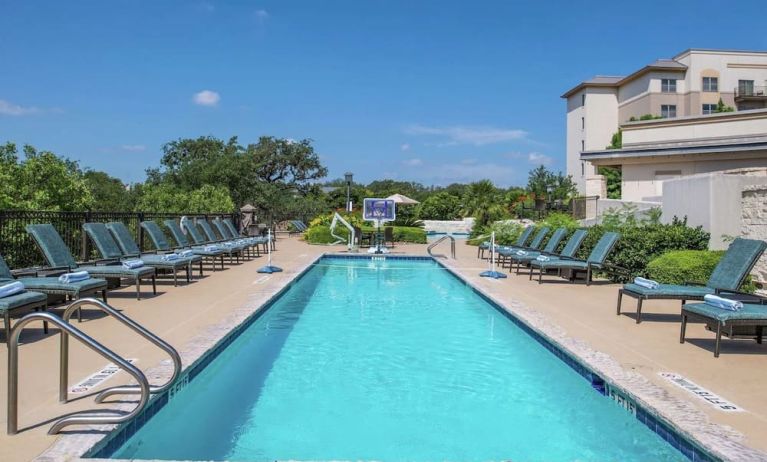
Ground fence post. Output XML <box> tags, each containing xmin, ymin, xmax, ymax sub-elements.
<box><xmin>81</xmin><ymin>211</ymin><xmax>91</xmax><ymax>262</ymax></box>
<box><xmin>137</xmin><ymin>212</ymin><xmax>145</xmax><ymax>252</ymax></box>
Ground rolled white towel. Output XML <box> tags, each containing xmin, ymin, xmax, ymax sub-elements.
<box><xmin>0</xmin><ymin>281</ymin><xmax>25</xmax><ymax>298</ymax></box>
<box><xmin>58</xmin><ymin>270</ymin><xmax>90</xmax><ymax>283</ymax></box>
<box><xmin>204</xmin><ymin>245</ymin><xmax>220</xmax><ymax>252</ymax></box>
<box><xmin>121</xmin><ymin>259</ymin><xmax>145</xmax><ymax>270</ymax></box>
<box><xmin>516</xmin><ymin>250</ymin><xmax>528</xmax><ymax>256</ymax></box>
<box><xmin>704</xmin><ymin>294</ymin><xmax>743</xmax><ymax>311</ymax></box>
<box><xmin>176</xmin><ymin>249</ymin><xmax>194</xmax><ymax>257</ymax></box>
<box><xmin>633</xmin><ymin>277</ymin><xmax>660</xmax><ymax>290</ymax></box>
<box><xmin>536</xmin><ymin>255</ymin><xmax>550</xmax><ymax>262</ymax></box>
<box><xmin>161</xmin><ymin>253</ymin><xmax>180</xmax><ymax>261</ymax></box>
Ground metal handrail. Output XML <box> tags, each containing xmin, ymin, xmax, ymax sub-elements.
<box><xmin>427</xmin><ymin>235</ymin><xmax>456</xmax><ymax>259</ymax></box>
<box><xmin>7</xmin><ymin>312</ymin><xmax>149</xmax><ymax>435</ymax></box>
<box><xmin>60</xmin><ymin>298</ymin><xmax>182</xmax><ymax>403</ymax></box>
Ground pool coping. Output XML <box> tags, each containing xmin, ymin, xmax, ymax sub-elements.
<box><xmin>35</xmin><ymin>253</ymin><xmax>767</xmax><ymax>462</ymax></box>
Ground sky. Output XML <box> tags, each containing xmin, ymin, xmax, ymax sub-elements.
<box><xmin>2</xmin><ymin>0</ymin><xmax>767</xmax><ymax>187</ymax></box>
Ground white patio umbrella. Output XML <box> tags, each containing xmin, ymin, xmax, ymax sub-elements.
<box><xmin>386</xmin><ymin>193</ymin><xmax>419</xmax><ymax>204</ymax></box>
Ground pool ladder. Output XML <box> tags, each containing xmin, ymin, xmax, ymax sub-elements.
<box><xmin>7</xmin><ymin>298</ymin><xmax>182</xmax><ymax>435</ymax></box>
<box><xmin>427</xmin><ymin>235</ymin><xmax>456</xmax><ymax>259</ymax></box>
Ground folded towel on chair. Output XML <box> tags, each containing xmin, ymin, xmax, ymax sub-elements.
<box><xmin>58</xmin><ymin>270</ymin><xmax>90</xmax><ymax>283</ymax></box>
<box><xmin>204</xmin><ymin>245</ymin><xmax>221</xmax><ymax>252</ymax></box>
<box><xmin>161</xmin><ymin>253</ymin><xmax>180</xmax><ymax>261</ymax></box>
<box><xmin>704</xmin><ymin>294</ymin><xmax>743</xmax><ymax>311</ymax></box>
<box><xmin>121</xmin><ymin>259</ymin><xmax>145</xmax><ymax>270</ymax></box>
<box><xmin>176</xmin><ymin>249</ymin><xmax>194</xmax><ymax>257</ymax></box>
<box><xmin>516</xmin><ymin>250</ymin><xmax>528</xmax><ymax>256</ymax></box>
<box><xmin>633</xmin><ymin>277</ymin><xmax>660</xmax><ymax>290</ymax></box>
<box><xmin>536</xmin><ymin>255</ymin><xmax>550</xmax><ymax>262</ymax></box>
<box><xmin>0</xmin><ymin>281</ymin><xmax>25</xmax><ymax>298</ymax></box>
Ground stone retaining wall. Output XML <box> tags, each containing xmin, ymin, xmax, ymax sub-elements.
<box><xmin>741</xmin><ymin>185</ymin><xmax>767</xmax><ymax>292</ymax></box>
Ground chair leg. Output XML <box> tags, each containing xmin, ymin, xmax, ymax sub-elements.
<box><xmin>173</xmin><ymin>269</ymin><xmax>178</xmax><ymax>287</ymax></box>
<box><xmin>199</xmin><ymin>260</ymin><xmax>204</xmax><ymax>276</ymax></box>
<box><xmin>4</xmin><ymin>310</ymin><xmax>10</xmax><ymax>343</ymax></box>
<box><xmin>616</xmin><ymin>289</ymin><xmax>623</xmax><ymax>316</ymax></box>
<box><xmin>757</xmin><ymin>326</ymin><xmax>763</xmax><ymax>344</ymax></box>
<box><xmin>538</xmin><ymin>267</ymin><xmax>544</xmax><ymax>284</ymax></box>
<box><xmin>102</xmin><ymin>289</ymin><xmax>108</xmax><ymax>303</ymax></box>
<box><xmin>136</xmin><ymin>278</ymin><xmax>141</xmax><ymax>300</ymax></box>
<box><xmin>42</xmin><ymin>305</ymin><xmax>49</xmax><ymax>334</ymax></box>
<box><xmin>680</xmin><ymin>313</ymin><xmax>688</xmax><ymax>343</ymax></box>
<box><xmin>152</xmin><ymin>275</ymin><xmax>157</xmax><ymax>294</ymax></box>
<box><xmin>636</xmin><ymin>298</ymin><xmax>644</xmax><ymax>324</ymax></box>
<box><xmin>714</xmin><ymin>322</ymin><xmax>722</xmax><ymax>358</ymax></box>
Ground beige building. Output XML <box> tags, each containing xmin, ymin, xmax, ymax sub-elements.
<box><xmin>563</xmin><ymin>49</ymin><xmax>767</xmax><ymax>201</ymax></box>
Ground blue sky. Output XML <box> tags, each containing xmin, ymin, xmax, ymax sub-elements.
<box><xmin>2</xmin><ymin>1</ymin><xmax>767</xmax><ymax>187</ymax></box>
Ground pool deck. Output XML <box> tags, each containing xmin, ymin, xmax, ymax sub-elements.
<box><xmin>1</xmin><ymin>237</ymin><xmax>767</xmax><ymax>461</ymax></box>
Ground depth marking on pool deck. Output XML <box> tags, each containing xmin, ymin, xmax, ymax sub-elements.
<box><xmin>252</xmin><ymin>275</ymin><xmax>270</xmax><ymax>285</ymax></box>
<box><xmin>69</xmin><ymin>359</ymin><xmax>137</xmax><ymax>394</ymax></box>
<box><xmin>659</xmin><ymin>372</ymin><xmax>742</xmax><ymax>412</ymax></box>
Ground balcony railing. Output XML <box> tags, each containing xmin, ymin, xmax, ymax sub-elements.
<box><xmin>734</xmin><ymin>86</ymin><xmax>767</xmax><ymax>99</ymax></box>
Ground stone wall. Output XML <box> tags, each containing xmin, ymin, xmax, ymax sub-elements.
<box><xmin>422</xmin><ymin>218</ymin><xmax>475</xmax><ymax>234</ymax></box>
<box><xmin>741</xmin><ymin>185</ymin><xmax>767</xmax><ymax>292</ymax></box>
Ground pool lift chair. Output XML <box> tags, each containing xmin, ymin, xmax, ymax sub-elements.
<box><xmin>6</xmin><ymin>297</ymin><xmax>182</xmax><ymax>435</ymax></box>
<box><xmin>329</xmin><ymin>212</ymin><xmax>358</xmax><ymax>253</ymax></box>
<box><xmin>480</xmin><ymin>231</ymin><xmax>507</xmax><ymax>279</ymax></box>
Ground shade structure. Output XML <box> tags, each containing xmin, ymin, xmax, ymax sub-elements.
<box><xmin>386</xmin><ymin>194</ymin><xmax>419</xmax><ymax>205</ymax></box>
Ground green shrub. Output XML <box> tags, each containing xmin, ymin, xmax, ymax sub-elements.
<box><xmin>391</xmin><ymin>226</ymin><xmax>427</xmax><ymax>244</ymax></box>
<box><xmin>539</xmin><ymin>212</ymin><xmax>579</xmax><ymax>231</ymax></box>
<box><xmin>305</xmin><ymin>225</ymin><xmax>426</xmax><ymax>245</ymax></box>
<box><xmin>647</xmin><ymin>250</ymin><xmax>756</xmax><ymax>293</ymax></box>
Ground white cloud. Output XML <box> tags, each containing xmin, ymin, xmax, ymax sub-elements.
<box><xmin>0</xmin><ymin>99</ymin><xmax>41</xmax><ymax>116</ymax></box>
<box><xmin>197</xmin><ymin>1</ymin><xmax>215</xmax><ymax>12</ymax></box>
<box><xmin>528</xmin><ymin>152</ymin><xmax>553</xmax><ymax>166</ymax></box>
<box><xmin>120</xmin><ymin>144</ymin><xmax>146</xmax><ymax>152</ymax></box>
<box><xmin>254</xmin><ymin>9</ymin><xmax>269</xmax><ymax>22</ymax></box>
<box><xmin>400</xmin><ymin>158</ymin><xmax>521</xmax><ymax>186</ymax></box>
<box><xmin>193</xmin><ymin>90</ymin><xmax>220</xmax><ymax>106</ymax></box>
<box><xmin>403</xmin><ymin>158</ymin><xmax>422</xmax><ymax>166</ymax></box>
<box><xmin>400</xmin><ymin>143</ymin><xmax>410</xmax><ymax>151</ymax></box>
<box><xmin>405</xmin><ymin>124</ymin><xmax>528</xmax><ymax>146</ymax></box>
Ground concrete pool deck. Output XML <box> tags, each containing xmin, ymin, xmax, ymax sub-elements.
<box><xmin>0</xmin><ymin>237</ymin><xmax>766</xmax><ymax>461</ymax></box>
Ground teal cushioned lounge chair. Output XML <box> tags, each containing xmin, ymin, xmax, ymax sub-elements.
<box><xmin>617</xmin><ymin>238</ymin><xmax>767</xmax><ymax>323</ymax></box>
<box><xmin>479</xmin><ymin>226</ymin><xmax>534</xmax><ymax>260</ymax></box>
<box><xmin>163</xmin><ymin>220</ymin><xmax>226</xmax><ymax>271</ymax></box>
<box><xmin>0</xmin><ymin>287</ymin><xmax>47</xmax><ymax>341</ymax></box>
<box><xmin>26</xmin><ymin>224</ymin><xmax>156</xmax><ymax>300</ymax></box>
<box><xmin>681</xmin><ymin>301</ymin><xmax>767</xmax><ymax>357</ymax></box>
<box><xmin>223</xmin><ymin>218</ymin><xmax>271</xmax><ymax>252</ymax></box>
<box><xmin>504</xmin><ymin>227</ymin><xmax>568</xmax><ymax>274</ymax></box>
<box><xmin>185</xmin><ymin>219</ymin><xmax>243</xmax><ymax>265</ymax></box>
<box><xmin>105</xmin><ymin>222</ymin><xmax>202</xmax><ymax>283</ymax></box>
<box><xmin>527</xmin><ymin>229</ymin><xmax>588</xmax><ymax>280</ymax></box>
<box><xmin>530</xmin><ymin>232</ymin><xmax>621</xmax><ymax>285</ymax></box>
<box><xmin>138</xmin><ymin>220</ymin><xmax>205</xmax><ymax>276</ymax></box>
<box><xmin>498</xmin><ymin>227</ymin><xmax>549</xmax><ymax>268</ymax></box>
<box><xmin>211</xmin><ymin>218</ymin><xmax>259</xmax><ymax>258</ymax></box>
<box><xmin>0</xmin><ymin>255</ymin><xmax>107</xmax><ymax>303</ymax></box>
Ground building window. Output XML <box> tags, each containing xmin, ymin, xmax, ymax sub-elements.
<box><xmin>581</xmin><ymin>162</ymin><xmax>584</xmax><ymax>176</ymax></box>
<box><xmin>581</xmin><ymin>140</ymin><xmax>585</xmax><ymax>152</ymax></box>
<box><xmin>738</xmin><ymin>80</ymin><xmax>755</xmax><ymax>96</ymax></box>
<box><xmin>581</xmin><ymin>94</ymin><xmax>585</xmax><ymax>106</ymax></box>
<box><xmin>702</xmin><ymin>104</ymin><xmax>717</xmax><ymax>114</ymax></box>
<box><xmin>661</xmin><ymin>79</ymin><xmax>677</xmax><ymax>93</ymax></box>
<box><xmin>661</xmin><ymin>105</ymin><xmax>677</xmax><ymax>118</ymax></box>
<box><xmin>581</xmin><ymin>117</ymin><xmax>584</xmax><ymax>129</ymax></box>
<box><xmin>702</xmin><ymin>76</ymin><xmax>718</xmax><ymax>92</ymax></box>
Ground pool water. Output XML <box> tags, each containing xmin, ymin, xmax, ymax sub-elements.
<box><xmin>111</xmin><ymin>258</ymin><xmax>684</xmax><ymax>461</ymax></box>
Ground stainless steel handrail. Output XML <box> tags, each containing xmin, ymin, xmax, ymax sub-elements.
<box><xmin>60</xmin><ymin>298</ymin><xmax>182</xmax><ymax>403</ymax></box>
<box><xmin>7</xmin><ymin>312</ymin><xmax>149</xmax><ymax>435</ymax></box>
<box><xmin>427</xmin><ymin>235</ymin><xmax>456</xmax><ymax>259</ymax></box>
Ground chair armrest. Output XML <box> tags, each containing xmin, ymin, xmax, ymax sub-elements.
<box><xmin>683</xmin><ymin>281</ymin><xmax>708</xmax><ymax>287</ymax></box>
<box><xmin>716</xmin><ymin>289</ymin><xmax>767</xmax><ymax>303</ymax></box>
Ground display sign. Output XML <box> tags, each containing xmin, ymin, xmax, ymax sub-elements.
<box><xmin>363</xmin><ymin>198</ymin><xmax>396</xmax><ymax>222</ymax></box>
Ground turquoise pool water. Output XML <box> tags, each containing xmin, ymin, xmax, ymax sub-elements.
<box><xmin>111</xmin><ymin>257</ymin><xmax>684</xmax><ymax>461</ymax></box>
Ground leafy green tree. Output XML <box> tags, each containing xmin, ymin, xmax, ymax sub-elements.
<box><xmin>416</xmin><ymin>192</ymin><xmax>463</xmax><ymax>220</ymax></box>
<box><xmin>526</xmin><ymin>165</ymin><xmax>577</xmax><ymax>201</ymax></box>
<box><xmin>598</xmin><ymin>166</ymin><xmax>622</xmax><ymax>199</ymax></box>
<box><xmin>83</xmin><ymin>170</ymin><xmax>135</xmax><ymax>211</ymax></box>
<box><xmin>462</xmin><ymin>180</ymin><xmax>508</xmax><ymax>228</ymax></box>
<box><xmin>606</xmin><ymin>129</ymin><xmax>622</xmax><ymax>149</ymax></box>
<box><xmin>715</xmin><ymin>98</ymin><xmax>735</xmax><ymax>113</ymax></box>
<box><xmin>366</xmin><ymin>179</ymin><xmax>429</xmax><ymax>202</ymax></box>
<box><xmin>137</xmin><ymin>183</ymin><xmax>234</xmax><ymax>213</ymax></box>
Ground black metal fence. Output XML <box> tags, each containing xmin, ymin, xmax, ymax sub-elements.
<box><xmin>571</xmin><ymin>196</ymin><xmax>599</xmax><ymax>220</ymax></box>
<box><xmin>0</xmin><ymin>210</ymin><xmax>239</xmax><ymax>270</ymax></box>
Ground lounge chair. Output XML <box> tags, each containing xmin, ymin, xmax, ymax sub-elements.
<box><xmin>681</xmin><ymin>301</ymin><xmax>767</xmax><ymax>357</ymax></box>
<box><xmin>384</xmin><ymin>227</ymin><xmax>395</xmax><ymax>248</ymax></box>
<box><xmin>289</xmin><ymin>220</ymin><xmax>308</xmax><ymax>236</ymax></box>
<box><xmin>0</xmin><ymin>283</ymin><xmax>47</xmax><ymax>341</ymax></box>
<box><xmin>526</xmin><ymin>229</ymin><xmax>588</xmax><ymax>279</ymax></box>
<box><xmin>212</xmin><ymin>218</ymin><xmax>261</xmax><ymax>258</ymax></box>
<box><xmin>498</xmin><ymin>227</ymin><xmax>549</xmax><ymax>268</ymax></box>
<box><xmin>189</xmin><ymin>218</ymin><xmax>246</xmax><ymax>264</ymax></box>
<box><xmin>530</xmin><ymin>231</ymin><xmax>621</xmax><ymax>285</ymax></box>
<box><xmin>0</xmin><ymin>255</ymin><xmax>107</xmax><ymax>303</ymax></box>
<box><xmin>106</xmin><ymin>221</ymin><xmax>203</xmax><ymax>281</ymax></box>
<box><xmin>84</xmin><ymin>222</ymin><xmax>192</xmax><ymax>287</ymax></box>
<box><xmin>223</xmin><ymin>218</ymin><xmax>271</xmax><ymax>252</ymax></box>
<box><xmin>478</xmin><ymin>226</ymin><xmax>534</xmax><ymax>260</ymax></box>
<box><xmin>26</xmin><ymin>224</ymin><xmax>156</xmax><ymax>300</ymax></box>
<box><xmin>617</xmin><ymin>238</ymin><xmax>767</xmax><ymax>323</ymax></box>
<box><xmin>163</xmin><ymin>220</ymin><xmax>227</xmax><ymax>270</ymax></box>
<box><xmin>139</xmin><ymin>221</ymin><xmax>205</xmax><ymax>275</ymax></box>
<box><xmin>504</xmin><ymin>227</ymin><xmax>567</xmax><ymax>274</ymax></box>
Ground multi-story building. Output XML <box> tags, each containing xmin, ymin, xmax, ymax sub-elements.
<box><xmin>563</xmin><ymin>49</ymin><xmax>767</xmax><ymax>201</ymax></box>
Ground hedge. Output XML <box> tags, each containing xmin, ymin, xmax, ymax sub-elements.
<box><xmin>305</xmin><ymin>225</ymin><xmax>426</xmax><ymax>245</ymax></box>
<box><xmin>647</xmin><ymin>250</ymin><xmax>756</xmax><ymax>293</ymax></box>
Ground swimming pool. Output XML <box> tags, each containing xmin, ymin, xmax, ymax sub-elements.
<box><xmin>98</xmin><ymin>256</ymin><xmax>689</xmax><ymax>461</ymax></box>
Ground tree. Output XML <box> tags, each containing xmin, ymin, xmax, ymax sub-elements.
<box><xmin>462</xmin><ymin>180</ymin><xmax>508</xmax><ymax>228</ymax></box>
<box><xmin>715</xmin><ymin>98</ymin><xmax>735</xmax><ymax>113</ymax></box>
<box><xmin>83</xmin><ymin>170</ymin><xmax>136</xmax><ymax>211</ymax></box>
<box><xmin>526</xmin><ymin>165</ymin><xmax>577</xmax><ymax>201</ymax></box>
<box><xmin>137</xmin><ymin>183</ymin><xmax>234</xmax><ymax>213</ymax></box>
<box><xmin>606</xmin><ymin>129</ymin><xmax>622</xmax><ymax>149</ymax></box>
<box><xmin>366</xmin><ymin>179</ymin><xmax>429</xmax><ymax>202</ymax></box>
<box><xmin>417</xmin><ymin>192</ymin><xmax>462</xmax><ymax>220</ymax></box>
<box><xmin>598</xmin><ymin>166</ymin><xmax>622</xmax><ymax>199</ymax></box>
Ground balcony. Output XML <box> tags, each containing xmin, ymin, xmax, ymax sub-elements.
<box><xmin>735</xmin><ymin>85</ymin><xmax>767</xmax><ymax>101</ymax></box>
